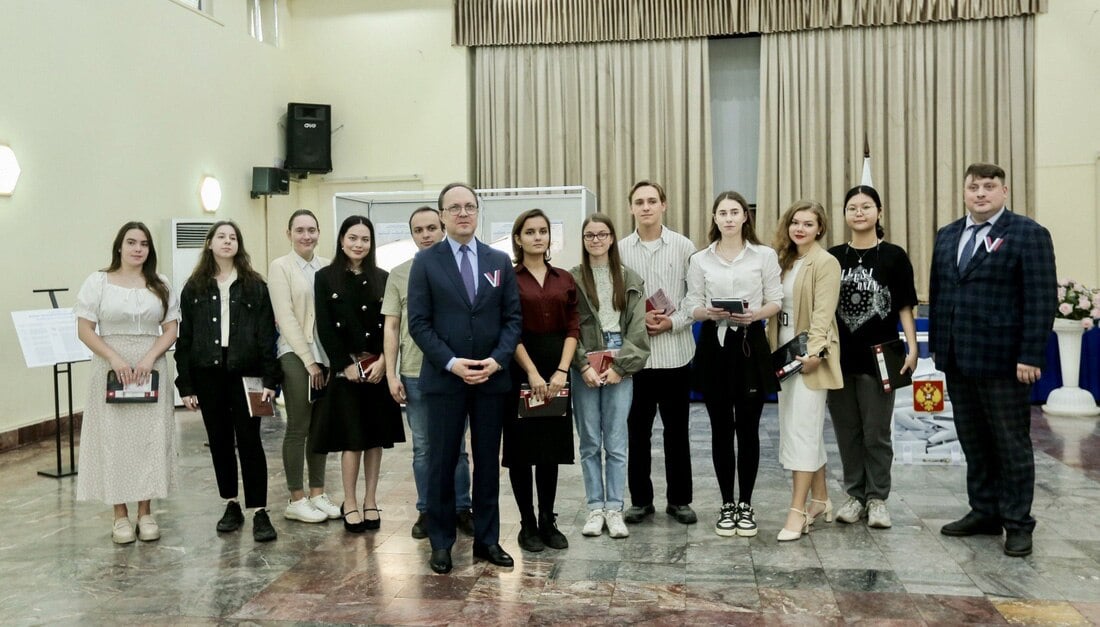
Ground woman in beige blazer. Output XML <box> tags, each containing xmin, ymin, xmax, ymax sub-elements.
<box><xmin>268</xmin><ymin>210</ymin><xmax>339</xmax><ymax>524</ymax></box>
<box><xmin>768</xmin><ymin>201</ymin><xmax>843</xmax><ymax>542</ymax></box>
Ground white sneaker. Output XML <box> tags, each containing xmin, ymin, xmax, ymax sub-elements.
<box><xmin>605</xmin><ymin>509</ymin><xmax>629</xmax><ymax>539</ymax></box>
<box><xmin>309</xmin><ymin>493</ymin><xmax>342</xmax><ymax>520</ymax></box>
<box><xmin>285</xmin><ymin>497</ymin><xmax>327</xmax><ymax>523</ymax></box>
<box><xmin>582</xmin><ymin>509</ymin><xmax>605</xmax><ymax>536</ymax></box>
<box><xmin>866</xmin><ymin>499</ymin><xmax>892</xmax><ymax>529</ymax></box>
<box><xmin>835</xmin><ymin>496</ymin><xmax>866</xmax><ymax>524</ymax></box>
<box><xmin>112</xmin><ymin>517</ymin><xmax>136</xmax><ymax>544</ymax></box>
<box><xmin>137</xmin><ymin>514</ymin><xmax>160</xmax><ymax>541</ymax></box>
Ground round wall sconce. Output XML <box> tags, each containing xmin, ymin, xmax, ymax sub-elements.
<box><xmin>0</xmin><ymin>145</ymin><xmax>21</xmax><ymax>196</ymax></box>
<box><xmin>200</xmin><ymin>176</ymin><xmax>221</xmax><ymax>212</ymax></box>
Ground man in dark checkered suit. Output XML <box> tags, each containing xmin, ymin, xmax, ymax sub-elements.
<box><xmin>929</xmin><ymin>162</ymin><xmax>1057</xmax><ymax>557</ymax></box>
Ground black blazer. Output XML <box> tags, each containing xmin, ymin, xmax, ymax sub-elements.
<box><xmin>929</xmin><ymin>209</ymin><xmax>1057</xmax><ymax>378</ymax></box>
<box><xmin>314</xmin><ymin>264</ymin><xmax>388</xmax><ymax>372</ymax></box>
<box><xmin>174</xmin><ymin>276</ymin><xmax>280</xmax><ymax>396</ymax></box>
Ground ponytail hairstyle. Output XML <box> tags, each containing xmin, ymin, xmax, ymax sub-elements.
<box><xmin>843</xmin><ymin>185</ymin><xmax>885</xmax><ymax>239</ymax></box>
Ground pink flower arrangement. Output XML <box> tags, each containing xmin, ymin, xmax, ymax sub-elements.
<box><xmin>1056</xmin><ymin>278</ymin><xmax>1098</xmax><ymax>329</ymax></box>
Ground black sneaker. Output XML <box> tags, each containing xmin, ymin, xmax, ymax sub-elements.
<box><xmin>734</xmin><ymin>502</ymin><xmax>758</xmax><ymax>537</ymax></box>
<box><xmin>538</xmin><ymin>513</ymin><xmax>569</xmax><ymax>550</ymax></box>
<box><xmin>623</xmin><ymin>504</ymin><xmax>656</xmax><ymax>524</ymax></box>
<box><xmin>253</xmin><ymin>509</ymin><xmax>278</xmax><ymax>542</ymax></box>
<box><xmin>517</xmin><ymin>523</ymin><xmax>545</xmax><ymax>552</ymax></box>
<box><xmin>665</xmin><ymin>504</ymin><xmax>698</xmax><ymax>525</ymax></box>
<box><xmin>715</xmin><ymin>502</ymin><xmax>738</xmax><ymax>537</ymax></box>
<box><xmin>456</xmin><ymin>510</ymin><xmax>475</xmax><ymax>537</ymax></box>
<box><xmin>216</xmin><ymin>501</ymin><xmax>244</xmax><ymax>533</ymax></box>
<box><xmin>411</xmin><ymin>512</ymin><xmax>428</xmax><ymax>539</ymax></box>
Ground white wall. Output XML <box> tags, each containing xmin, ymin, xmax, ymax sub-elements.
<box><xmin>1035</xmin><ymin>0</ymin><xmax>1100</xmax><ymax>287</ymax></box>
<box><xmin>0</xmin><ymin>0</ymin><xmax>290</xmax><ymax>433</ymax></box>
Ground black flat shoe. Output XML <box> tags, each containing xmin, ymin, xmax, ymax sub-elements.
<box><xmin>538</xmin><ymin>513</ymin><xmax>569</xmax><ymax>550</ymax></box>
<box><xmin>342</xmin><ymin>503</ymin><xmax>366</xmax><ymax>533</ymax></box>
<box><xmin>940</xmin><ymin>511</ymin><xmax>1002</xmax><ymax>537</ymax></box>
<box><xmin>362</xmin><ymin>507</ymin><xmax>381</xmax><ymax>531</ymax></box>
<box><xmin>411</xmin><ymin>512</ymin><xmax>428</xmax><ymax>539</ymax></box>
<box><xmin>252</xmin><ymin>510</ymin><xmax>278</xmax><ymax>543</ymax></box>
<box><xmin>430</xmin><ymin>548</ymin><xmax>452</xmax><ymax>574</ymax></box>
<box><xmin>1004</xmin><ymin>529</ymin><xmax>1033</xmax><ymax>557</ymax></box>
<box><xmin>473</xmin><ymin>543</ymin><xmax>514</xmax><ymax>568</ymax></box>
<box><xmin>216</xmin><ymin>501</ymin><xmax>244</xmax><ymax>533</ymax></box>
<box><xmin>517</xmin><ymin>523</ymin><xmax>545</xmax><ymax>552</ymax></box>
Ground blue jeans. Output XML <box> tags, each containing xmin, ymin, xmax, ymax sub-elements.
<box><xmin>403</xmin><ymin>375</ymin><xmax>472</xmax><ymax>512</ymax></box>
<box><xmin>571</xmin><ymin>332</ymin><xmax>631</xmax><ymax>511</ymax></box>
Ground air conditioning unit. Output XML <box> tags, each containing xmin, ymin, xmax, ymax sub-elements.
<box><xmin>169</xmin><ymin>219</ymin><xmax>216</xmax><ymax>406</ymax></box>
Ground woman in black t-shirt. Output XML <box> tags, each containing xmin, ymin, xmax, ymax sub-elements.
<box><xmin>826</xmin><ymin>186</ymin><xmax>918</xmax><ymax>530</ymax></box>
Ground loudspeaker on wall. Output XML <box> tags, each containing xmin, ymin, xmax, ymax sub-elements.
<box><xmin>285</xmin><ymin>102</ymin><xmax>332</xmax><ymax>174</ymax></box>
<box><xmin>251</xmin><ymin>167</ymin><xmax>289</xmax><ymax>198</ymax></box>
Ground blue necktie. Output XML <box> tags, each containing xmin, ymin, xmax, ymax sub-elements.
<box><xmin>958</xmin><ymin>224</ymin><xmax>983</xmax><ymax>273</ymax></box>
<box><xmin>459</xmin><ymin>244</ymin><xmax>476</xmax><ymax>303</ymax></box>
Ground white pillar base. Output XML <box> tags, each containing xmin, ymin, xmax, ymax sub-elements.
<box><xmin>1042</xmin><ymin>386</ymin><xmax>1100</xmax><ymax>417</ymax></box>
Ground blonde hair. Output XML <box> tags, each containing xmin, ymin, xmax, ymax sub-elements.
<box><xmin>773</xmin><ymin>201</ymin><xmax>828</xmax><ymax>275</ymax></box>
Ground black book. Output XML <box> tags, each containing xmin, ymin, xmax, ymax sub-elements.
<box><xmin>871</xmin><ymin>339</ymin><xmax>913</xmax><ymax>393</ymax></box>
<box><xmin>771</xmin><ymin>332</ymin><xmax>808</xmax><ymax>382</ymax></box>
<box><xmin>517</xmin><ymin>384</ymin><xmax>570</xmax><ymax>418</ymax></box>
<box><xmin>106</xmin><ymin>370</ymin><xmax>159</xmax><ymax>403</ymax></box>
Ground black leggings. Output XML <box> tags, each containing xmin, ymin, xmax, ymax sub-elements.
<box><xmin>509</xmin><ymin>464</ymin><xmax>559</xmax><ymax>526</ymax></box>
<box><xmin>705</xmin><ymin>394</ymin><xmax>764</xmax><ymax>504</ymax></box>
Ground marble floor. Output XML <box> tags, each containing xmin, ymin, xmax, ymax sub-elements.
<box><xmin>2</xmin><ymin>403</ymin><xmax>1100</xmax><ymax>626</ymax></box>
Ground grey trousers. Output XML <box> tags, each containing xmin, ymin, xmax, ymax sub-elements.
<box><xmin>280</xmin><ymin>352</ymin><xmax>328</xmax><ymax>492</ymax></box>
<box><xmin>826</xmin><ymin>373</ymin><xmax>895</xmax><ymax>502</ymax></box>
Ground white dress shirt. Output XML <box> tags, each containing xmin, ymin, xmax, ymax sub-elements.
<box><xmin>683</xmin><ymin>241</ymin><xmax>783</xmax><ymax>344</ymax></box>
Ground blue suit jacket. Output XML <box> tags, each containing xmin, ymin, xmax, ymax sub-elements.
<box><xmin>407</xmin><ymin>238</ymin><xmax>522</xmax><ymax>395</ymax></box>
<box><xmin>928</xmin><ymin>209</ymin><xmax>1057</xmax><ymax>378</ymax></box>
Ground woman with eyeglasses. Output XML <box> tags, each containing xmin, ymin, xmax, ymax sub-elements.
<box><xmin>826</xmin><ymin>186</ymin><xmax>918</xmax><ymax>530</ymax></box>
<box><xmin>75</xmin><ymin>222</ymin><xmax>180</xmax><ymax>544</ymax></box>
<box><xmin>504</xmin><ymin>208</ymin><xmax>580</xmax><ymax>553</ymax></box>
<box><xmin>683</xmin><ymin>191</ymin><xmax>782</xmax><ymax>539</ymax></box>
<box><xmin>768</xmin><ymin>201</ymin><xmax>843</xmax><ymax>542</ymax></box>
<box><xmin>570</xmin><ymin>213</ymin><xmax>650</xmax><ymax>540</ymax></box>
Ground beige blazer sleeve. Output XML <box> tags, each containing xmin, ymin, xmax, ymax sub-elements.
<box><xmin>794</xmin><ymin>245</ymin><xmax>842</xmax><ymax>390</ymax></box>
<box><xmin>268</xmin><ymin>253</ymin><xmax>321</xmax><ymax>368</ymax></box>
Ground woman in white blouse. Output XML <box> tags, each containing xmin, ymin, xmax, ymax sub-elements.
<box><xmin>75</xmin><ymin>222</ymin><xmax>180</xmax><ymax>544</ymax></box>
<box><xmin>268</xmin><ymin>210</ymin><xmax>339</xmax><ymax>524</ymax></box>
<box><xmin>684</xmin><ymin>191</ymin><xmax>782</xmax><ymax>539</ymax></box>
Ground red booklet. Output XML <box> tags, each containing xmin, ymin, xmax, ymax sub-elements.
<box><xmin>585</xmin><ymin>349</ymin><xmax>619</xmax><ymax>375</ymax></box>
<box><xmin>354</xmin><ymin>352</ymin><xmax>380</xmax><ymax>379</ymax></box>
<box><xmin>645</xmin><ymin>288</ymin><xmax>676</xmax><ymax>314</ymax></box>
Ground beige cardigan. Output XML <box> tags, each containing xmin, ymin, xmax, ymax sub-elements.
<box><xmin>766</xmin><ymin>243</ymin><xmax>843</xmax><ymax>391</ymax></box>
<box><xmin>268</xmin><ymin>251</ymin><xmax>330</xmax><ymax>368</ymax></box>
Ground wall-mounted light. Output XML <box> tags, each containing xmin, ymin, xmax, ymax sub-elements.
<box><xmin>200</xmin><ymin>175</ymin><xmax>221</xmax><ymax>212</ymax></box>
<box><xmin>0</xmin><ymin>145</ymin><xmax>21</xmax><ymax>196</ymax></box>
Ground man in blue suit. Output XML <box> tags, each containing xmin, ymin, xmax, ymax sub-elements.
<box><xmin>407</xmin><ymin>182</ymin><xmax>522</xmax><ymax>574</ymax></box>
<box><xmin>929</xmin><ymin>162</ymin><xmax>1057</xmax><ymax>557</ymax></box>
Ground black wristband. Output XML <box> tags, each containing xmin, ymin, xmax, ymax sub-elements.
<box><xmin>556</xmin><ymin>368</ymin><xmax>569</xmax><ymax>375</ymax></box>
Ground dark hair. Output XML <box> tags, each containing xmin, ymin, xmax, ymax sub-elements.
<box><xmin>331</xmin><ymin>215</ymin><xmax>381</xmax><ymax>296</ymax></box>
<box><xmin>964</xmin><ymin>162</ymin><xmax>1006</xmax><ymax>183</ymax></box>
<box><xmin>707</xmin><ymin>190</ymin><xmax>760</xmax><ymax>244</ymax></box>
<box><xmin>437</xmin><ymin>182</ymin><xmax>479</xmax><ymax>212</ymax></box>
<box><xmin>511</xmin><ymin>209</ymin><xmax>552</xmax><ymax>265</ymax></box>
<box><xmin>628</xmin><ymin>180</ymin><xmax>667</xmax><ymax>204</ymax></box>
<box><xmin>579</xmin><ymin>213</ymin><xmax>626</xmax><ymax>312</ymax></box>
<box><xmin>287</xmin><ymin>209</ymin><xmax>319</xmax><ymax>231</ymax></box>
<box><xmin>188</xmin><ymin>221</ymin><xmax>264</xmax><ymax>288</ymax></box>
<box><xmin>408</xmin><ymin>205</ymin><xmax>441</xmax><ymax>232</ymax></box>
<box><xmin>773</xmin><ymin>201</ymin><xmax>828</xmax><ymax>275</ymax></box>
<box><xmin>106</xmin><ymin>221</ymin><xmax>171</xmax><ymax>322</ymax></box>
<box><xmin>843</xmin><ymin>185</ymin><xmax>885</xmax><ymax>239</ymax></box>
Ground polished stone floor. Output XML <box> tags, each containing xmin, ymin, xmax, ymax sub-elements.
<box><xmin>2</xmin><ymin>403</ymin><xmax>1100</xmax><ymax>625</ymax></box>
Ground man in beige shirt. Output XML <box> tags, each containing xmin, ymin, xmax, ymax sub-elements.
<box><xmin>382</xmin><ymin>206</ymin><xmax>473</xmax><ymax>539</ymax></box>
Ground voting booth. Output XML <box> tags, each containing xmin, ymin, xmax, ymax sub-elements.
<box><xmin>333</xmin><ymin>186</ymin><xmax>598</xmax><ymax>271</ymax></box>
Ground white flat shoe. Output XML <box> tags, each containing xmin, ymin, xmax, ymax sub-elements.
<box><xmin>137</xmin><ymin>514</ymin><xmax>160</xmax><ymax>541</ymax></box>
<box><xmin>112</xmin><ymin>517</ymin><xmax>136</xmax><ymax>544</ymax></box>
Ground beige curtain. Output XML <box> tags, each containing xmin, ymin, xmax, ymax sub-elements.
<box><xmin>455</xmin><ymin>0</ymin><xmax>1045</xmax><ymax>46</ymax></box>
<box><xmin>756</xmin><ymin>16</ymin><xmax>1034</xmax><ymax>300</ymax></box>
<box><xmin>474</xmin><ymin>39</ymin><xmax>713</xmax><ymax>245</ymax></box>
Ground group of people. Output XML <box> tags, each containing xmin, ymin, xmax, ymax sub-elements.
<box><xmin>73</xmin><ymin>161</ymin><xmax>1056</xmax><ymax>567</ymax></box>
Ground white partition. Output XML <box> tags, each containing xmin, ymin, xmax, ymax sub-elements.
<box><xmin>333</xmin><ymin>186</ymin><xmax>597</xmax><ymax>271</ymax></box>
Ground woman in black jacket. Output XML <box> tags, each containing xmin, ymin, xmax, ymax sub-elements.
<box><xmin>176</xmin><ymin>221</ymin><xmax>281</xmax><ymax>543</ymax></box>
<box><xmin>314</xmin><ymin>215</ymin><xmax>404</xmax><ymax>533</ymax></box>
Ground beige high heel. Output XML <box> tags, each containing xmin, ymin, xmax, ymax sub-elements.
<box><xmin>807</xmin><ymin>498</ymin><xmax>833</xmax><ymax>525</ymax></box>
<box><xmin>777</xmin><ymin>508</ymin><xmax>809</xmax><ymax>542</ymax></box>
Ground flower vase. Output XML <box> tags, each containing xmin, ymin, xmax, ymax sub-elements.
<box><xmin>1042</xmin><ymin>318</ymin><xmax>1100</xmax><ymax>417</ymax></box>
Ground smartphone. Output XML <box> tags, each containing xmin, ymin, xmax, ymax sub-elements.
<box><xmin>711</xmin><ymin>299</ymin><xmax>748</xmax><ymax>314</ymax></box>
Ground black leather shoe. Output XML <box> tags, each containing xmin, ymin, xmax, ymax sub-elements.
<box><xmin>429</xmin><ymin>548</ymin><xmax>452</xmax><ymax>574</ymax></box>
<box><xmin>517</xmin><ymin>523</ymin><xmax>545</xmax><ymax>552</ymax></box>
<box><xmin>473</xmin><ymin>543</ymin><xmax>514</xmax><ymax>567</ymax></box>
<box><xmin>1004</xmin><ymin>529</ymin><xmax>1033</xmax><ymax>557</ymax></box>
<box><xmin>411</xmin><ymin>512</ymin><xmax>428</xmax><ymax>539</ymax></box>
<box><xmin>666</xmin><ymin>504</ymin><xmax>698</xmax><ymax>525</ymax></box>
<box><xmin>456</xmin><ymin>510</ymin><xmax>475</xmax><ymax>537</ymax></box>
<box><xmin>216</xmin><ymin>501</ymin><xmax>245</xmax><ymax>533</ymax></box>
<box><xmin>940</xmin><ymin>512</ymin><xmax>1002</xmax><ymax>537</ymax></box>
<box><xmin>623</xmin><ymin>504</ymin><xmax>655</xmax><ymax>524</ymax></box>
<box><xmin>538</xmin><ymin>513</ymin><xmax>569</xmax><ymax>550</ymax></box>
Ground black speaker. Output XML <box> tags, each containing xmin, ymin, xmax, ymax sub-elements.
<box><xmin>285</xmin><ymin>102</ymin><xmax>332</xmax><ymax>174</ymax></box>
<box><xmin>251</xmin><ymin>167</ymin><xmax>289</xmax><ymax>198</ymax></box>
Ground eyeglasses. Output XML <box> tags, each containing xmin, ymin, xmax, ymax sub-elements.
<box><xmin>444</xmin><ymin>203</ymin><xmax>479</xmax><ymax>215</ymax></box>
<box><xmin>845</xmin><ymin>206</ymin><xmax>874</xmax><ymax>214</ymax></box>
<box><xmin>583</xmin><ymin>232</ymin><xmax>611</xmax><ymax>242</ymax></box>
